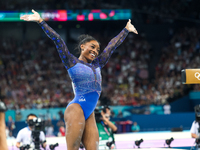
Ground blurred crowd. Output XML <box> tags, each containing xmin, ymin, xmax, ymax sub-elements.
<box><xmin>155</xmin><ymin>27</ymin><xmax>200</xmax><ymax>102</ymax></box>
<box><xmin>0</xmin><ymin>36</ymin><xmax>73</xmax><ymax>110</ymax></box>
<box><xmin>1</xmin><ymin>21</ymin><xmax>200</xmax><ymax>110</ymax></box>
<box><xmin>134</xmin><ymin>0</ymin><xmax>200</xmax><ymax>24</ymax></box>
<box><xmin>0</xmin><ymin>0</ymin><xmax>124</xmax><ymax>10</ymax></box>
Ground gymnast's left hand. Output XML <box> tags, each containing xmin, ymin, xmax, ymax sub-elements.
<box><xmin>125</xmin><ymin>19</ymin><xmax>138</xmax><ymax>34</ymax></box>
<box><xmin>20</xmin><ymin>9</ymin><xmax>43</xmax><ymax>23</ymax></box>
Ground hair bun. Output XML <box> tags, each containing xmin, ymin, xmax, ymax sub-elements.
<box><xmin>78</xmin><ymin>34</ymin><xmax>90</xmax><ymax>42</ymax></box>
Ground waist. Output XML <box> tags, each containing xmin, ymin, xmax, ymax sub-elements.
<box><xmin>73</xmin><ymin>82</ymin><xmax>101</xmax><ymax>96</ymax></box>
<box><xmin>74</xmin><ymin>91</ymin><xmax>99</xmax><ymax>101</ymax></box>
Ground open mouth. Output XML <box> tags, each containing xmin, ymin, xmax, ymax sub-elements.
<box><xmin>91</xmin><ymin>53</ymin><xmax>95</xmax><ymax>57</ymax></box>
<box><xmin>89</xmin><ymin>52</ymin><xmax>96</xmax><ymax>58</ymax></box>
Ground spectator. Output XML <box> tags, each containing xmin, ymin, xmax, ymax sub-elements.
<box><xmin>7</xmin><ymin>116</ymin><xmax>15</xmax><ymax>135</ymax></box>
<box><xmin>46</xmin><ymin>125</ymin><xmax>55</xmax><ymax>137</ymax></box>
<box><xmin>5</xmin><ymin>126</ymin><xmax>9</xmax><ymax>138</ymax></box>
<box><xmin>163</xmin><ymin>103</ymin><xmax>171</xmax><ymax>114</ymax></box>
<box><xmin>131</xmin><ymin>122</ymin><xmax>140</xmax><ymax>132</ymax></box>
<box><xmin>45</xmin><ymin>118</ymin><xmax>55</xmax><ymax>137</ymax></box>
<box><xmin>117</xmin><ymin>111</ymin><xmax>123</xmax><ymax>118</ymax></box>
<box><xmin>56</xmin><ymin>119</ymin><xmax>65</xmax><ymax>129</ymax></box>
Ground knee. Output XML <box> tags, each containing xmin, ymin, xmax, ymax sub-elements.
<box><xmin>70</xmin><ymin>140</ymin><xmax>81</xmax><ymax>150</ymax></box>
<box><xmin>73</xmin><ymin>143</ymin><xmax>80</xmax><ymax>150</ymax></box>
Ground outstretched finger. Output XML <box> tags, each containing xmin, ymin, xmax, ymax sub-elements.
<box><xmin>32</xmin><ymin>9</ymin><xmax>36</xmax><ymax>13</ymax></box>
<box><xmin>20</xmin><ymin>16</ymin><xmax>31</xmax><ymax>21</ymax></box>
<box><xmin>129</xmin><ymin>19</ymin><xmax>131</xmax><ymax>23</ymax></box>
<box><xmin>20</xmin><ymin>15</ymin><xmax>29</xmax><ymax>19</ymax></box>
<box><xmin>134</xmin><ymin>28</ymin><xmax>138</xmax><ymax>34</ymax></box>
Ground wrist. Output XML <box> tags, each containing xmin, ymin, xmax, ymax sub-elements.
<box><xmin>103</xmin><ymin>118</ymin><xmax>108</xmax><ymax>122</ymax></box>
<box><xmin>125</xmin><ymin>26</ymin><xmax>129</xmax><ymax>31</ymax></box>
<box><xmin>37</xmin><ymin>18</ymin><xmax>43</xmax><ymax>23</ymax></box>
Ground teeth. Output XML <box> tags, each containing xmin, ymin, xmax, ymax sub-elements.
<box><xmin>91</xmin><ymin>53</ymin><xmax>95</xmax><ymax>57</ymax></box>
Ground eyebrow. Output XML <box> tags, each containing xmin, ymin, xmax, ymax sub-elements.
<box><xmin>91</xmin><ymin>43</ymin><xmax>100</xmax><ymax>51</ymax></box>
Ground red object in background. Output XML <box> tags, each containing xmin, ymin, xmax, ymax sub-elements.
<box><xmin>59</xmin><ymin>126</ymin><xmax>65</xmax><ymax>136</ymax></box>
<box><xmin>91</xmin><ymin>10</ymin><xmax>101</xmax><ymax>13</ymax></box>
<box><xmin>88</xmin><ymin>13</ymin><xmax>94</xmax><ymax>21</ymax></box>
<box><xmin>116</xmin><ymin>64</ymin><xmax>121</xmax><ymax>71</ymax></box>
<box><xmin>57</xmin><ymin>10</ymin><xmax>67</xmax><ymax>21</ymax></box>
<box><xmin>100</xmin><ymin>13</ymin><xmax>107</xmax><ymax>19</ymax></box>
<box><xmin>118</xmin><ymin>121</ymin><xmax>133</xmax><ymax>133</ymax></box>
<box><xmin>109</xmin><ymin>10</ymin><xmax>115</xmax><ymax>17</ymax></box>
<box><xmin>77</xmin><ymin>14</ymin><xmax>85</xmax><ymax>21</ymax></box>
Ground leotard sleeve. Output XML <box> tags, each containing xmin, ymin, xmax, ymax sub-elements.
<box><xmin>39</xmin><ymin>21</ymin><xmax>78</xmax><ymax>70</ymax></box>
<box><xmin>94</xmin><ymin>28</ymin><xmax>129</xmax><ymax>68</ymax></box>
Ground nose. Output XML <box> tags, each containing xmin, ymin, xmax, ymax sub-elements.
<box><xmin>95</xmin><ymin>48</ymin><xmax>99</xmax><ymax>53</ymax></box>
<box><xmin>92</xmin><ymin>49</ymin><xmax>98</xmax><ymax>55</ymax></box>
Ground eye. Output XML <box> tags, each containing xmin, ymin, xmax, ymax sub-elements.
<box><xmin>91</xmin><ymin>46</ymin><xmax>95</xmax><ymax>49</ymax></box>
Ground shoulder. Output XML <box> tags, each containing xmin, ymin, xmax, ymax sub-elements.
<box><xmin>18</xmin><ymin>127</ymin><xmax>28</xmax><ymax>135</ymax></box>
<box><xmin>40</xmin><ymin>131</ymin><xmax>46</xmax><ymax>137</ymax></box>
<box><xmin>20</xmin><ymin>127</ymin><xmax>28</xmax><ymax>132</ymax></box>
<box><xmin>193</xmin><ymin>121</ymin><xmax>198</xmax><ymax>124</ymax></box>
<box><xmin>192</xmin><ymin>121</ymin><xmax>198</xmax><ymax>126</ymax></box>
<box><xmin>40</xmin><ymin>131</ymin><xmax>45</xmax><ymax>134</ymax></box>
<box><xmin>92</xmin><ymin>59</ymin><xmax>101</xmax><ymax>68</ymax></box>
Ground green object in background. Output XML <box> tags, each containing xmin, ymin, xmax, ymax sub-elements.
<box><xmin>97</xmin><ymin>122</ymin><xmax>116</xmax><ymax>150</ymax></box>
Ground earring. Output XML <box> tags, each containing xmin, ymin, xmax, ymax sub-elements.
<box><xmin>81</xmin><ymin>49</ymin><xmax>84</xmax><ymax>51</ymax></box>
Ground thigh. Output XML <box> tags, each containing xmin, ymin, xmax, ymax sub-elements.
<box><xmin>64</xmin><ymin>103</ymin><xmax>85</xmax><ymax>150</ymax></box>
<box><xmin>82</xmin><ymin>112</ymin><xmax>99</xmax><ymax>150</ymax></box>
<box><xmin>0</xmin><ymin>113</ymin><xmax>8</xmax><ymax>150</ymax></box>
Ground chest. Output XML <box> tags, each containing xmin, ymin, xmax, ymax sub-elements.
<box><xmin>68</xmin><ymin>63</ymin><xmax>101</xmax><ymax>82</ymax></box>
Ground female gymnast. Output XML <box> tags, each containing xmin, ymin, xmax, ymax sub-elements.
<box><xmin>20</xmin><ymin>9</ymin><xmax>138</xmax><ymax>150</ymax></box>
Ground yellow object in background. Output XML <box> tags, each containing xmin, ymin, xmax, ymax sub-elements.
<box><xmin>182</xmin><ymin>69</ymin><xmax>200</xmax><ymax>84</ymax></box>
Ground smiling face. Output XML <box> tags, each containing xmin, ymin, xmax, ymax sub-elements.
<box><xmin>79</xmin><ymin>40</ymin><xmax>100</xmax><ymax>63</ymax></box>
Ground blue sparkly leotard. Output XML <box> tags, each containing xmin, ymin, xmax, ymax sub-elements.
<box><xmin>39</xmin><ymin>21</ymin><xmax>129</xmax><ymax>120</ymax></box>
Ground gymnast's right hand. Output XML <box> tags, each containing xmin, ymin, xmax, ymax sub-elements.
<box><xmin>20</xmin><ymin>9</ymin><xmax>43</xmax><ymax>23</ymax></box>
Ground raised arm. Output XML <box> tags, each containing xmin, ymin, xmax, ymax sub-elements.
<box><xmin>95</xmin><ymin>19</ymin><xmax>138</xmax><ymax>68</ymax></box>
<box><xmin>20</xmin><ymin>9</ymin><xmax>77</xmax><ymax>69</ymax></box>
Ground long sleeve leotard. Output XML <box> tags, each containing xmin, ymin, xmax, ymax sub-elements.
<box><xmin>39</xmin><ymin>21</ymin><xmax>129</xmax><ymax>119</ymax></box>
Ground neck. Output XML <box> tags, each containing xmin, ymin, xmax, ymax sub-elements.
<box><xmin>78</xmin><ymin>56</ymin><xmax>91</xmax><ymax>63</ymax></box>
<box><xmin>28</xmin><ymin>126</ymin><xmax>32</xmax><ymax>131</ymax></box>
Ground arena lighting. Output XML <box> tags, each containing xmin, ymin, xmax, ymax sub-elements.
<box><xmin>165</xmin><ymin>137</ymin><xmax>174</xmax><ymax>148</ymax></box>
<box><xmin>0</xmin><ymin>9</ymin><xmax>131</xmax><ymax>22</ymax></box>
<box><xmin>135</xmin><ymin>139</ymin><xmax>143</xmax><ymax>148</ymax></box>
